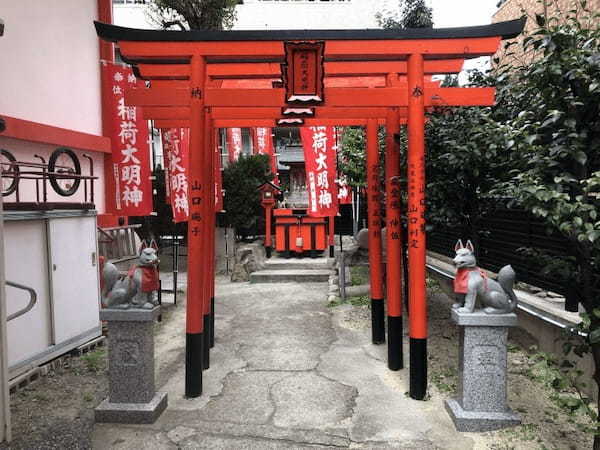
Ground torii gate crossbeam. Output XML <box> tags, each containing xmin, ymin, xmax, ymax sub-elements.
<box><xmin>134</xmin><ymin>60</ymin><xmax>466</xmax><ymax>80</ymax></box>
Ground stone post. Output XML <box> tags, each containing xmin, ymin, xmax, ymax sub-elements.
<box><xmin>445</xmin><ymin>309</ymin><xmax>521</xmax><ymax>432</ymax></box>
<box><xmin>95</xmin><ymin>307</ymin><xmax>168</xmax><ymax>424</ymax></box>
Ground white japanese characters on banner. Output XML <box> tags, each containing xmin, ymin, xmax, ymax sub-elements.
<box><xmin>162</xmin><ymin>128</ymin><xmax>190</xmax><ymax>223</ymax></box>
<box><xmin>251</xmin><ymin>127</ymin><xmax>278</xmax><ymax>183</ymax></box>
<box><xmin>226</xmin><ymin>128</ymin><xmax>243</xmax><ymax>162</ymax></box>
<box><xmin>300</xmin><ymin>126</ymin><xmax>339</xmax><ymax>217</ymax></box>
<box><xmin>336</xmin><ymin>176</ymin><xmax>353</xmax><ymax>205</ymax></box>
<box><xmin>102</xmin><ymin>62</ymin><xmax>152</xmax><ymax>215</ymax></box>
<box><xmin>252</xmin><ymin>127</ymin><xmax>268</xmax><ymax>154</ymax></box>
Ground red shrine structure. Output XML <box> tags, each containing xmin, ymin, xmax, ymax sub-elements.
<box><xmin>96</xmin><ymin>18</ymin><xmax>525</xmax><ymax>400</ymax></box>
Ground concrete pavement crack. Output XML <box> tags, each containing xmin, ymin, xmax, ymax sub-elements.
<box><xmin>265</xmin><ymin>372</ymin><xmax>298</xmax><ymax>425</ymax></box>
<box><xmin>242</xmin><ymin>368</ymin><xmax>315</xmax><ymax>373</ymax></box>
<box><xmin>314</xmin><ymin>303</ymin><xmax>360</xmax><ymax>429</ymax></box>
<box><xmin>184</xmin><ymin>430</ymin><xmax>349</xmax><ymax>448</ymax></box>
<box><xmin>360</xmin><ymin>344</ymin><xmax>385</xmax><ymax>363</ymax></box>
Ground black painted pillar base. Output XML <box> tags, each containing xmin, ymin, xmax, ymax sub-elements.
<box><xmin>202</xmin><ymin>315</ymin><xmax>210</xmax><ymax>369</ymax></box>
<box><xmin>371</xmin><ymin>299</ymin><xmax>385</xmax><ymax>344</ymax></box>
<box><xmin>329</xmin><ymin>245</ymin><xmax>335</xmax><ymax>258</ymax></box>
<box><xmin>265</xmin><ymin>246</ymin><xmax>272</xmax><ymax>258</ymax></box>
<box><xmin>410</xmin><ymin>337</ymin><xmax>427</xmax><ymax>400</ymax></box>
<box><xmin>210</xmin><ymin>297</ymin><xmax>215</xmax><ymax>348</ymax></box>
<box><xmin>387</xmin><ymin>315</ymin><xmax>404</xmax><ymax>371</ymax></box>
<box><xmin>283</xmin><ymin>250</ymin><xmax>291</xmax><ymax>259</ymax></box>
<box><xmin>185</xmin><ymin>333</ymin><xmax>203</xmax><ymax>398</ymax></box>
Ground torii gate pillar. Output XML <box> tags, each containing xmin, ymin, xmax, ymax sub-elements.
<box><xmin>385</xmin><ymin>107</ymin><xmax>404</xmax><ymax>371</ymax></box>
<box><xmin>407</xmin><ymin>53</ymin><xmax>427</xmax><ymax>400</ymax></box>
<box><xmin>185</xmin><ymin>54</ymin><xmax>206</xmax><ymax>398</ymax></box>
<box><xmin>366</xmin><ymin>119</ymin><xmax>385</xmax><ymax>344</ymax></box>
<box><xmin>202</xmin><ymin>112</ymin><xmax>214</xmax><ymax>370</ymax></box>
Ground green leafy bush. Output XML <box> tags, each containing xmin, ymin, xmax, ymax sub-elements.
<box><xmin>222</xmin><ymin>154</ymin><xmax>273</xmax><ymax>240</ymax></box>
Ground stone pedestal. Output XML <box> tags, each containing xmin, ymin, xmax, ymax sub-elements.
<box><xmin>445</xmin><ymin>310</ymin><xmax>521</xmax><ymax>432</ymax></box>
<box><xmin>95</xmin><ymin>307</ymin><xmax>168</xmax><ymax>424</ymax></box>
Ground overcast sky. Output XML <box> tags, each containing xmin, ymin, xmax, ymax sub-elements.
<box><xmin>428</xmin><ymin>0</ymin><xmax>500</xmax><ymax>27</ymax></box>
<box><xmin>426</xmin><ymin>0</ymin><xmax>501</xmax><ymax>80</ymax></box>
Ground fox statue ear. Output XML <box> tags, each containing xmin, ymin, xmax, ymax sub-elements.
<box><xmin>149</xmin><ymin>239</ymin><xmax>159</xmax><ymax>251</ymax></box>
<box><xmin>466</xmin><ymin>240</ymin><xmax>475</xmax><ymax>253</ymax></box>
<box><xmin>139</xmin><ymin>240</ymin><xmax>148</xmax><ymax>253</ymax></box>
<box><xmin>454</xmin><ymin>239</ymin><xmax>464</xmax><ymax>252</ymax></box>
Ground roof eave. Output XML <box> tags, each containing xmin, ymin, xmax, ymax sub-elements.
<box><xmin>94</xmin><ymin>17</ymin><xmax>526</xmax><ymax>43</ymax></box>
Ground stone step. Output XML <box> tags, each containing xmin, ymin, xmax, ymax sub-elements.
<box><xmin>250</xmin><ymin>269</ymin><xmax>330</xmax><ymax>283</ymax></box>
<box><xmin>263</xmin><ymin>257</ymin><xmax>330</xmax><ymax>271</ymax></box>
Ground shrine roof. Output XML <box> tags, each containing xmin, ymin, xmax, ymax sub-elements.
<box><xmin>278</xmin><ymin>147</ymin><xmax>305</xmax><ymax>165</ymax></box>
<box><xmin>257</xmin><ymin>181</ymin><xmax>283</xmax><ymax>192</ymax></box>
<box><xmin>95</xmin><ymin>18</ymin><xmax>525</xmax><ymax>43</ymax></box>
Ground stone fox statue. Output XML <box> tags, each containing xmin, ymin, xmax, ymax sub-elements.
<box><xmin>101</xmin><ymin>241</ymin><xmax>160</xmax><ymax>310</ymax></box>
<box><xmin>452</xmin><ymin>240</ymin><xmax>518</xmax><ymax>314</ymax></box>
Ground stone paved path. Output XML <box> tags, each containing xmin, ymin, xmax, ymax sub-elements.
<box><xmin>92</xmin><ymin>278</ymin><xmax>477</xmax><ymax>449</ymax></box>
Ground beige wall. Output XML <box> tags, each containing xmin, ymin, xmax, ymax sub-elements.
<box><xmin>493</xmin><ymin>0</ymin><xmax>600</xmax><ymax>66</ymax></box>
<box><xmin>0</xmin><ymin>0</ymin><xmax>102</xmax><ymax>136</ymax></box>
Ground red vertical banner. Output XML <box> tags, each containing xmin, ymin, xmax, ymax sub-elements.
<box><xmin>300</xmin><ymin>126</ymin><xmax>339</xmax><ymax>218</ymax></box>
<box><xmin>336</xmin><ymin>177</ymin><xmax>352</xmax><ymax>205</ymax></box>
<box><xmin>226</xmin><ymin>128</ymin><xmax>243</xmax><ymax>162</ymax></box>
<box><xmin>101</xmin><ymin>62</ymin><xmax>152</xmax><ymax>216</ymax></box>
<box><xmin>251</xmin><ymin>127</ymin><xmax>272</xmax><ymax>155</ymax></box>
<box><xmin>252</xmin><ymin>127</ymin><xmax>278</xmax><ymax>183</ymax></box>
<box><xmin>214</xmin><ymin>129</ymin><xmax>224</xmax><ymax>212</ymax></box>
<box><xmin>162</xmin><ymin>128</ymin><xmax>190</xmax><ymax>223</ymax></box>
<box><xmin>333</xmin><ymin>127</ymin><xmax>351</xmax><ymax>205</ymax></box>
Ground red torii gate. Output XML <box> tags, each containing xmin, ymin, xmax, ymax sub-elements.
<box><xmin>96</xmin><ymin>18</ymin><xmax>525</xmax><ymax>401</ymax></box>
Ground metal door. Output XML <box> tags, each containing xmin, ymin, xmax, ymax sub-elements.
<box><xmin>5</xmin><ymin>220</ymin><xmax>52</xmax><ymax>368</ymax></box>
<box><xmin>48</xmin><ymin>216</ymin><xmax>100</xmax><ymax>343</ymax></box>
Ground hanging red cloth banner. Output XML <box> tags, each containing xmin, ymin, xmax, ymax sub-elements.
<box><xmin>226</xmin><ymin>128</ymin><xmax>243</xmax><ymax>162</ymax></box>
<box><xmin>300</xmin><ymin>126</ymin><xmax>339</xmax><ymax>217</ymax></box>
<box><xmin>336</xmin><ymin>176</ymin><xmax>352</xmax><ymax>205</ymax></box>
<box><xmin>332</xmin><ymin>127</ymin><xmax>351</xmax><ymax>205</ymax></box>
<box><xmin>162</xmin><ymin>128</ymin><xmax>190</xmax><ymax>223</ymax></box>
<box><xmin>251</xmin><ymin>127</ymin><xmax>272</xmax><ymax>155</ymax></box>
<box><xmin>102</xmin><ymin>61</ymin><xmax>153</xmax><ymax>216</ymax></box>
<box><xmin>251</xmin><ymin>127</ymin><xmax>279</xmax><ymax>183</ymax></box>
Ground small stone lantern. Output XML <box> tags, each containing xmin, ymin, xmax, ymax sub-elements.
<box><xmin>258</xmin><ymin>181</ymin><xmax>282</xmax><ymax>258</ymax></box>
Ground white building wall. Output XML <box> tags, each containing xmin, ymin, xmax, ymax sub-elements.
<box><xmin>0</xmin><ymin>0</ymin><xmax>102</xmax><ymax>136</ymax></box>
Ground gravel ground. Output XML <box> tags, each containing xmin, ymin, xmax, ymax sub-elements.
<box><xmin>2</xmin><ymin>350</ymin><xmax>108</xmax><ymax>450</ymax></box>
